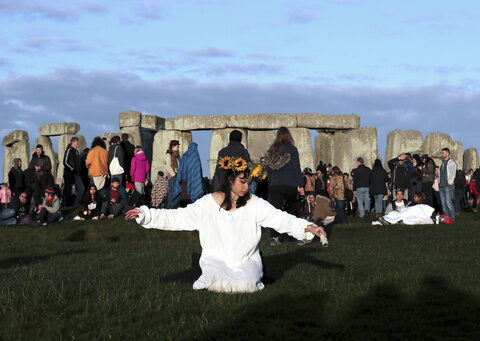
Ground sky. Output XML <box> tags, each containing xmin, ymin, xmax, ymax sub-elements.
<box><xmin>1</xmin><ymin>0</ymin><xmax>480</xmax><ymax>178</ymax></box>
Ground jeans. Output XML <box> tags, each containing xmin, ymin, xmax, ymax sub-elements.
<box><xmin>135</xmin><ymin>182</ymin><xmax>145</xmax><ymax>195</ymax></box>
<box><xmin>374</xmin><ymin>194</ymin><xmax>384</xmax><ymax>214</ymax></box>
<box><xmin>0</xmin><ymin>208</ymin><xmax>17</xmax><ymax>226</ymax></box>
<box><xmin>454</xmin><ymin>188</ymin><xmax>465</xmax><ymax>213</ymax></box>
<box><xmin>37</xmin><ymin>207</ymin><xmax>61</xmax><ymax>224</ymax></box>
<box><xmin>356</xmin><ymin>187</ymin><xmax>370</xmax><ymax>217</ymax></box>
<box><xmin>439</xmin><ymin>186</ymin><xmax>455</xmax><ymax>220</ymax></box>
<box><xmin>334</xmin><ymin>199</ymin><xmax>346</xmax><ymax>224</ymax></box>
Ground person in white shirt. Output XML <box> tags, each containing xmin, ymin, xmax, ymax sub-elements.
<box><xmin>126</xmin><ymin>157</ymin><xmax>327</xmax><ymax>293</ymax></box>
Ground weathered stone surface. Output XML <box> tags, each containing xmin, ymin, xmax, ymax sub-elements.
<box><xmin>289</xmin><ymin>128</ymin><xmax>314</xmax><ymax>171</ymax></box>
<box><xmin>141</xmin><ymin>115</ymin><xmax>165</xmax><ymax>130</ymax></box>
<box><xmin>420</xmin><ymin>132</ymin><xmax>464</xmax><ymax>167</ymax></box>
<box><xmin>246</xmin><ymin>130</ymin><xmax>276</xmax><ymax>162</ymax></box>
<box><xmin>464</xmin><ymin>148</ymin><xmax>479</xmax><ymax>170</ymax></box>
<box><xmin>209</xmin><ymin>129</ymin><xmax>248</xmax><ymax>178</ymax></box>
<box><xmin>385</xmin><ymin>130</ymin><xmax>424</xmax><ymax>163</ymax></box>
<box><xmin>227</xmin><ymin>114</ymin><xmax>297</xmax><ymax>129</ymax></box>
<box><xmin>151</xmin><ymin>130</ymin><xmax>192</xmax><ymax>179</ymax></box>
<box><xmin>3</xmin><ymin>141</ymin><xmax>30</xmax><ymax>183</ymax></box>
<box><xmin>3</xmin><ymin>130</ymin><xmax>28</xmax><ymax>146</ymax></box>
<box><xmin>297</xmin><ymin>114</ymin><xmax>360</xmax><ymax>130</ymax></box>
<box><xmin>56</xmin><ymin>135</ymin><xmax>87</xmax><ymax>184</ymax></box>
<box><xmin>165</xmin><ymin>115</ymin><xmax>227</xmax><ymax>131</ymax></box>
<box><xmin>119</xmin><ymin>111</ymin><xmax>142</xmax><ymax>128</ymax></box>
<box><xmin>314</xmin><ymin>127</ymin><xmax>379</xmax><ymax>173</ymax></box>
<box><xmin>39</xmin><ymin>122</ymin><xmax>80</xmax><ymax>136</ymax></box>
<box><xmin>30</xmin><ymin>136</ymin><xmax>59</xmax><ymax>181</ymax></box>
<box><xmin>450</xmin><ymin>141</ymin><xmax>463</xmax><ymax>170</ymax></box>
<box><xmin>120</xmin><ymin>126</ymin><xmax>141</xmax><ymax>147</ymax></box>
<box><xmin>101</xmin><ymin>133</ymin><xmax>122</xmax><ymax>150</ymax></box>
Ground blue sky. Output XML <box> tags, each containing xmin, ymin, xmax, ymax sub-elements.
<box><xmin>1</xmin><ymin>0</ymin><xmax>480</xmax><ymax>177</ymax></box>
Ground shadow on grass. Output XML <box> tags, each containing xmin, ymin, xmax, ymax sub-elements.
<box><xmin>201</xmin><ymin>276</ymin><xmax>480</xmax><ymax>340</ymax></box>
<box><xmin>0</xmin><ymin>248</ymin><xmax>90</xmax><ymax>269</ymax></box>
<box><xmin>159</xmin><ymin>248</ymin><xmax>345</xmax><ymax>284</ymax></box>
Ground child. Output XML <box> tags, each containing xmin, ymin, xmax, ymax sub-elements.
<box><xmin>0</xmin><ymin>183</ymin><xmax>12</xmax><ymax>209</ymax></box>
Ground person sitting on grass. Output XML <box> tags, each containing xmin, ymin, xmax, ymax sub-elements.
<box><xmin>407</xmin><ymin>192</ymin><xmax>425</xmax><ymax>207</ymax></box>
<box><xmin>151</xmin><ymin>171</ymin><xmax>168</xmax><ymax>208</ymax></box>
<box><xmin>9</xmin><ymin>190</ymin><xmax>35</xmax><ymax>225</ymax></box>
<box><xmin>125</xmin><ymin>156</ymin><xmax>327</xmax><ymax>293</ymax></box>
<box><xmin>74</xmin><ymin>185</ymin><xmax>103</xmax><ymax>220</ymax></box>
<box><xmin>100</xmin><ymin>177</ymin><xmax>127</xmax><ymax>220</ymax></box>
<box><xmin>125</xmin><ymin>182</ymin><xmax>145</xmax><ymax>210</ymax></box>
<box><xmin>35</xmin><ymin>186</ymin><xmax>62</xmax><ymax>226</ymax></box>
<box><xmin>298</xmin><ymin>193</ymin><xmax>336</xmax><ymax>246</ymax></box>
<box><xmin>384</xmin><ymin>189</ymin><xmax>408</xmax><ymax>215</ymax></box>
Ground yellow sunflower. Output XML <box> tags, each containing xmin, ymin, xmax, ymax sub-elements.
<box><xmin>219</xmin><ymin>157</ymin><xmax>232</xmax><ymax>170</ymax></box>
<box><xmin>261</xmin><ymin>173</ymin><xmax>267</xmax><ymax>180</ymax></box>
<box><xmin>233</xmin><ymin>157</ymin><xmax>248</xmax><ymax>171</ymax></box>
<box><xmin>251</xmin><ymin>165</ymin><xmax>262</xmax><ymax>178</ymax></box>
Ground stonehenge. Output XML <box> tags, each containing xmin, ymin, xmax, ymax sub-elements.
<box><xmin>3</xmin><ymin>113</ymin><xmax>479</xmax><ymax>185</ymax></box>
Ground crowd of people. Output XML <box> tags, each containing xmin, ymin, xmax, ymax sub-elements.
<box><xmin>0</xmin><ymin>129</ymin><xmax>478</xmax><ymax>231</ymax></box>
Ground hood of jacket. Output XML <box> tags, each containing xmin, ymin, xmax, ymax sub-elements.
<box><xmin>134</xmin><ymin>151</ymin><xmax>147</xmax><ymax>161</ymax></box>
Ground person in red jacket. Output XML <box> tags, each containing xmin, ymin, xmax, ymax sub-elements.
<box><xmin>130</xmin><ymin>146</ymin><xmax>150</xmax><ymax>195</ymax></box>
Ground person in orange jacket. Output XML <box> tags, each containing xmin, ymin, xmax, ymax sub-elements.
<box><xmin>85</xmin><ymin>137</ymin><xmax>108</xmax><ymax>191</ymax></box>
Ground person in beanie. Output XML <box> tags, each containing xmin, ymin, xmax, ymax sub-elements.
<box><xmin>439</xmin><ymin>147</ymin><xmax>456</xmax><ymax>222</ymax></box>
<box><xmin>125</xmin><ymin>182</ymin><xmax>145</xmax><ymax>209</ymax></box>
<box><xmin>212</xmin><ymin>130</ymin><xmax>251</xmax><ymax>192</ymax></box>
<box><xmin>8</xmin><ymin>158</ymin><xmax>25</xmax><ymax>197</ymax></box>
<box><xmin>35</xmin><ymin>186</ymin><xmax>62</xmax><ymax>226</ymax></box>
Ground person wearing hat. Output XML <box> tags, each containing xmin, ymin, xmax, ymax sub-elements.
<box><xmin>212</xmin><ymin>130</ymin><xmax>251</xmax><ymax>192</ymax></box>
<box><xmin>166</xmin><ymin>140</ymin><xmax>180</xmax><ymax>180</ymax></box>
<box><xmin>125</xmin><ymin>182</ymin><xmax>145</xmax><ymax>209</ymax></box>
<box><xmin>35</xmin><ymin>186</ymin><xmax>62</xmax><ymax>226</ymax></box>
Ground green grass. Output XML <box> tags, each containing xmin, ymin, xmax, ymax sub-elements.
<box><xmin>1</xmin><ymin>210</ymin><xmax>480</xmax><ymax>340</ymax></box>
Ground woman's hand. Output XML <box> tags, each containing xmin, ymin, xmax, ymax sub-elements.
<box><xmin>306</xmin><ymin>224</ymin><xmax>327</xmax><ymax>238</ymax></box>
<box><xmin>125</xmin><ymin>208</ymin><xmax>141</xmax><ymax>220</ymax></box>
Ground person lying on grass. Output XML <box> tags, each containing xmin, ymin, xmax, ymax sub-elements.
<box><xmin>126</xmin><ymin>157</ymin><xmax>327</xmax><ymax>293</ymax></box>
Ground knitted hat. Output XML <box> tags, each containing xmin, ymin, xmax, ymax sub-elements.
<box><xmin>45</xmin><ymin>186</ymin><xmax>55</xmax><ymax>194</ymax></box>
<box><xmin>126</xmin><ymin>183</ymin><xmax>135</xmax><ymax>191</ymax></box>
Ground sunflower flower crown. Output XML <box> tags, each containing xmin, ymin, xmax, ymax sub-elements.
<box><xmin>218</xmin><ymin>156</ymin><xmax>268</xmax><ymax>184</ymax></box>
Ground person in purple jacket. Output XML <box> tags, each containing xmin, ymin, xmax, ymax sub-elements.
<box><xmin>130</xmin><ymin>146</ymin><xmax>150</xmax><ymax>195</ymax></box>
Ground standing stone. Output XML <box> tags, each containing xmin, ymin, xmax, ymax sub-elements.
<box><xmin>3</xmin><ymin>130</ymin><xmax>28</xmax><ymax>146</ymax></box>
<box><xmin>246</xmin><ymin>130</ymin><xmax>276</xmax><ymax>162</ymax></box>
<box><xmin>120</xmin><ymin>126</ymin><xmax>142</xmax><ymax>147</ymax></box>
<box><xmin>119</xmin><ymin>111</ymin><xmax>142</xmax><ymax>128</ymax></box>
<box><xmin>463</xmin><ymin>148</ymin><xmax>479</xmax><ymax>170</ymax></box>
<box><xmin>209</xmin><ymin>128</ymin><xmax>248</xmax><ymax>178</ymax></box>
<box><xmin>3</xmin><ymin>141</ymin><xmax>30</xmax><ymax>183</ymax></box>
<box><xmin>56</xmin><ymin>135</ymin><xmax>87</xmax><ymax>184</ymax></box>
<box><xmin>314</xmin><ymin>127</ymin><xmax>379</xmax><ymax>173</ymax></box>
<box><xmin>31</xmin><ymin>136</ymin><xmax>59</xmax><ymax>181</ymax></box>
<box><xmin>296</xmin><ymin>114</ymin><xmax>360</xmax><ymax>130</ymax></box>
<box><xmin>421</xmin><ymin>132</ymin><xmax>457</xmax><ymax>166</ymax></box>
<box><xmin>289</xmin><ymin>128</ymin><xmax>314</xmax><ymax>172</ymax></box>
<box><xmin>166</xmin><ymin>115</ymin><xmax>227</xmax><ymax>131</ymax></box>
<box><xmin>227</xmin><ymin>114</ymin><xmax>297</xmax><ymax>129</ymax></box>
<box><xmin>141</xmin><ymin>114</ymin><xmax>166</xmax><ymax>130</ymax></box>
<box><xmin>39</xmin><ymin>123</ymin><xmax>80</xmax><ymax>136</ymax></box>
<box><xmin>151</xmin><ymin>130</ymin><xmax>192</xmax><ymax>180</ymax></box>
<box><xmin>385</xmin><ymin>130</ymin><xmax>424</xmax><ymax>163</ymax></box>
<box><xmin>101</xmin><ymin>133</ymin><xmax>122</xmax><ymax>150</ymax></box>
<box><xmin>450</xmin><ymin>141</ymin><xmax>463</xmax><ymax>170</ymax></box>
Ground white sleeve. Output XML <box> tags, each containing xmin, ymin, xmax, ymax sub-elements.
<box><xmin>254</xmin><ymin>196</ymin><xmax>315</xmax><ymax>241</ymax></box>
<box><xmin>135</xmin><ymin>199</ymin><xmax>203</xmax><ymax>231</ymax></box>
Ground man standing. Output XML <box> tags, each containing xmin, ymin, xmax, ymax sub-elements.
<box><xmin>8</xmin><ymin>158</ymin><xmax>25</xmax><ymax>197</ymax></box>
<box><xmin>212</xmin><ymin>130</ymin><xmax>251</xmax><ymax>192</ymax></box>
<box><xmin>439</xmin><ymin>147</ymin><xmax>456</xmax><ymax>222</ymax></box>
<box><xmin>108</xmin><ymin>136</ymin><xmax>125</xmax><ymax>185</ymax></box>
<box><xmin>120</xmin><ymin>133</ymin><xmax>135</xmax><ymax>183</ymax></box>
<box><xmin>29</xmin><ymin>144</ymin><xmax>52</xmax><ymax>205</ymax></box>
<box><xmin>353</xmin><ymin>157</ymin><xmax>372</xmax><ymax>218</ymax></box>
<box><xmin>388</xmin><ymin>154</ymin><xmax>412</xmax><ymax>199</ymax></box>
<box><xmin>63</xmin><ymin>136</ymin><xmax>84</xmax><ymax>207</ymax></box>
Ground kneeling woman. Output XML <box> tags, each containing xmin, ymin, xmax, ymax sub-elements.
<box><xmin>126</xmin><ymin>157</ymin><xmax>327</xmax><ymax>293</ymax></box>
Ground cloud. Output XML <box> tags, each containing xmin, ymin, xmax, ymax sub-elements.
<box><xmin>10</xmin><ymin>38</ymin><xmax>99</xmax><ymax>54</ymax></box>
<box><xmin>1</xmin><ymin>68</ymin><xmax>480</xmax><ymax>179</ymax></box>
<box><xmin>120</xmin><ymin>1</ymin><xmax>170</xmax><ymax>24</ymax></box>
<box><xmin>180</xmin><ymin>47</ymin><xmax>236</xmax><ymax>58</ymax></box>
<box><xmin>204</xmin><ymin>63</ymin><xmax>283</xmax><ymax>75</ymax></box>
<box><xmin>0</xmin><ymin>0</ymin><xmax>108</xmax><ymax>21</ymax></box>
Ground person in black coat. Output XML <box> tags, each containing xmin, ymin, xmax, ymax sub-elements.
<box><xmin>120</xmin><ymin>133</ymin><xmax>135</xmax><ymax>183</ymax></box>
<box><xmin>212</xmin><ymin>130</ymin><xmax>251</xmax><ymax>192</ymax></box>
<box><xmin>370</xmin><ymin>159</ymin><xmax>389</xmax><ymax>217</ymax></box>
<box><xmin>8</xmin><ymin>158</ymin><xmax>25</xmax><ymax>197</ymax></box>
<box><xmin>125</xmin><ymin>182</ymin><xmax>145</xmax><ymax>209</ymax></box>
<box><xmin>388</xmin><ymin>154</ymin><xmax>412</xmax><ymax>199</ymax></box>
<box><xmin>62</xmin><ymin>137</ymin><xmax>84</xmax><ymax>207</ymax></box>
<box><xmin>353</xmin><ymin>157</ymin><xmax>372</xmax><ymax>218</ymax></box>
<box><xmin>73</xmin><ymin>185</ymin><xmax>103</xmax><ymax>220</ymax></box>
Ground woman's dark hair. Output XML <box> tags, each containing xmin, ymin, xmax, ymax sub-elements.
<box><xmin>373</xmin><ymin>159</ymin><xmax>383</xmax><ymax>168</ymax></box>
<box><xmin>84</xmin><ymin>185</ymin><xmax>99</xmax><ymax>204</ymax></box>
<box><xmin>267</xmin><ymin>126</ymin><xmax>295</xmax><ymax>158</ymax></box>
<box><xmin>332</xmin><ymin>166</ymin><xmax>343</xmax><ymax>176</ymax></box>
<box><xmin>91</xmin><ymin>136</ymin><xmax>106</xmax><ymax>149</ymax></box>
<box><xmin>219</xmin><ymin>169</ymin><xmax>251</xmax><ymax>211</ymax></box>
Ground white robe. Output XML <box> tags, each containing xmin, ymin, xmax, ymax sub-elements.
<box><xmin>135</xmin><ymin>194</ymin><xmax>315</xmax><ymax>293</ymax></box>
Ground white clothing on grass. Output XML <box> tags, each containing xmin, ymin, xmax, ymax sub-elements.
<box><xmin>382</xmin><ymin>204</ymin><xmax>435</xmax><ymax>225</ymax></box>
<box><xmin>135</xmin><ymin>194</ymin><xmax>315</xmax><ymax>293</ymax></box>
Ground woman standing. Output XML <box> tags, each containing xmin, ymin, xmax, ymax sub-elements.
<box><xmin>264</xmin><ymin>127</ymin><xmax>303</xmax><ymax>245</ymax></box>
<box><xmin>371</xmin><ymin>159</ymin><xmax>389</xmax><ymax>218</ymax></box>
<box><xmin>130</xmin><ymin>146</ymin><xmax>150</xmax><ymax>195</ymax></box>
<box><xmin>165</xmin><ymin>140</ymin><xmax>180</xmax><ymax>180</ymax></box>
<box><xmin>126</xmin><ymin>159</ymin><xmax>326</xmax><ymax>293</ymax></box>
<box><xmin>329</xmin><ymin>166</ymin><xmax>351</xmax><ymax>224</ymax></box>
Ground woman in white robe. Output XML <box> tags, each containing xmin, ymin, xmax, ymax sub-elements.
<box><xmin>126</xmin><ymin>168</ymin><xmax>327</xmax><ymax>293</ymax></box>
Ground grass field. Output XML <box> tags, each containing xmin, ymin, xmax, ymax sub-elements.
<box><xmin>1</xmin><ymin>209</ymin><xmax>480</xmax><ymax>340</ymax></box>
